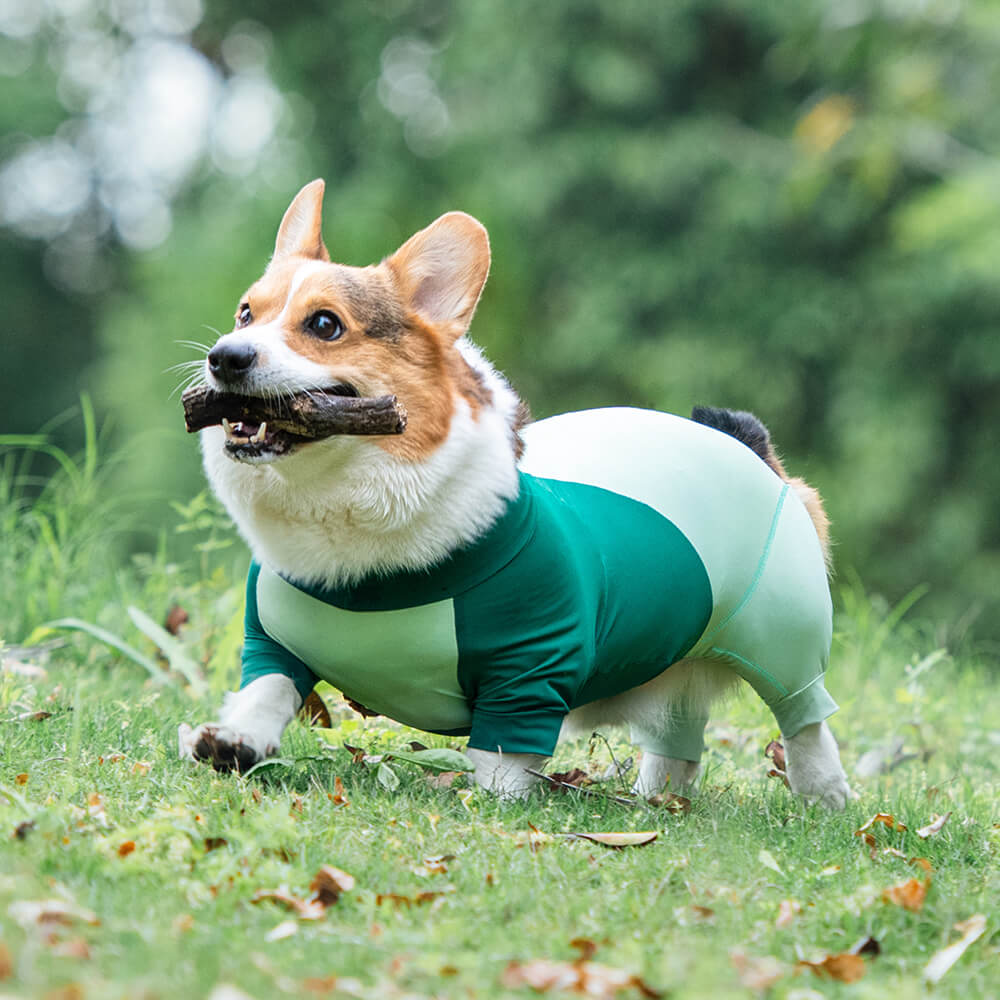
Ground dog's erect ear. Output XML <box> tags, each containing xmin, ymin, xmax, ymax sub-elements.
<box><xmin>386</xmin><ymin>212</ymin><xmax>490</xmax><ymax>338</ymax></box>
<box><xmin>273</xmin><ymin>179</ymin><xmax>330</xmax><ymax>261</ymax></box>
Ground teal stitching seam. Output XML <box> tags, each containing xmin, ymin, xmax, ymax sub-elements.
<box><xmin>709</xmin><ymin>645</ymin><xmax>788</xmax><ymax>698</ymax></box>
<box><xmin>698</xmin><ymin>482</ymin><xmax>790</xmax><ymax>647</ymax></box>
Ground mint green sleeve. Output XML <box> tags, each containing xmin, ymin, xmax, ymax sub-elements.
<box><xmin>240</xmin><ymin>561</ymin><xmax>318</xmax><ymax>703</ymax></box>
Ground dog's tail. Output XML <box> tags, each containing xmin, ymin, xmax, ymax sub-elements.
<box><xmin>691</xmin><ymin>405</ymin><xmax>831</xmax><ymax>571</ymax></box>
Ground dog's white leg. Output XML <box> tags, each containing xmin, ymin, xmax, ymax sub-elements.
<box><xmin>633</xmin><ymin>752</ymin><xmax>701</xmax><ymax>797</ymax></box>
<box><xmin>465</xmin><ymin>747</ymin><xmax>547</xmax><ymax>798</ymax></box>
<box><xmin>178</xmin><ymin>674</ymin><xmax>302</xmax><ymax>772</ymax></box>
<box><xmin>783</xmin><ymin>720</ymin><xmax>852</xmax><ymax>809</ymax></box>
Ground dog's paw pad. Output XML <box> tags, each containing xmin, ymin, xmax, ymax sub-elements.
<box><xmin>190</xmin><ymin>726</ymin><xmax>260</xmax><ymax>773</ymax></box>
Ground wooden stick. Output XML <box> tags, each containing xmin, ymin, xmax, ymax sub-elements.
<box><xmin>182</xmin><ymin>385</ymin><xmax>407</xmax><ymax>437</ymax></box>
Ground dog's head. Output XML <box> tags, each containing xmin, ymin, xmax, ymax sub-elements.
<box><xmin>203</xmin><ymin>179</ymin><xmax>496</xmax><ymax>465</ymax></box>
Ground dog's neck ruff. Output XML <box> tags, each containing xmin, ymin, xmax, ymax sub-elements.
<box><xmin>282</xmin><ymin>469</ymin><xmax>538</xmax><ymax>608</ymax></box>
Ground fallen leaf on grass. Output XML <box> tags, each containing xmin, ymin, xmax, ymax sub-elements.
<box><xmin>764</xmin><ymin>739</ymin><xmax>786</xmax><ymax>772</ymax></box>
<box><xmin>9</xmin><ymin>900</ymin><xmax>100</xmax><ymax>930</ymax></box>
<box><xmin>916</xmin><ymin>812</ymin><xmax>951</xmax><ymax>839</ymax></box>
<box><xmin>299</xmin><ymin>691</ymin><xmax>332</xmax><ymax>728</ymax></box>
<box><xmin>204</xmin><ymin>837</ymin><xmax>228</xmax><ymax>852</ymax></box>
<box><xmin>501</xmin><ymin>957</ymin><xmax>663</xmax><ymax>998</ymax></box>
<box><xmin>418</xmin><ymin>854</ymin><xmax>456</xmax><ymax>875</ymax></box>
<box><xmin>757</xmin><ymin>848</ymin><xmax>784</xmax><ymax>876</ymax></box>
<box><xmin>424</xmin><ymin>770</ymin><xmax>462</xmax><ymax>789</ymax></box>
<box><xmin>882</xmin><ymin>877</ymin><xmax>929</xmax><ymax>912</ymax></box>
<box><xmin>798</xmin><ymin>952</ymin><xmax>866</xmax><ymax>983</ymax></box>
<box><xmin>729</xmin><ymin>950</ymin><xmax>789</xmax><ymax>993</ymax></box>
<box><xmin>86</xmin><ymin>793</ymin><xmax>109</xmax><ymax>828</ymax></box>
<box><xmin>20</xmin><ymin>710</ymin><xmax>53</xmax><ymax>722</ymax></box>
<box><xmin>647</xmin><ymin>791</ymin><xmax>692</xmax><ymax>813</ymax></box>
<box><xmin>547</xmin><ymin>767</ymin><xmax>591</xmax><ymax>788</ymax></box>
<box><xmin>117</xmin><ymin>841</ymin><xmax>136</xmax><ymax>857</ymax></box>
<box><xmin>15</xmin><ymin>773</ymin><xmax>27</xmax><ymax>786</ymax></box>
<box><xmin>264</xmin><ymin>920</ymin><xmax>298</xmax><ymax>942</ymax></box>
<box><xmin>250</xmin><ymin>888</ymin><xmax>326</xmax><ymax>921</ymax></box>
<box><xmin>775</xmin><ymin>899</ymin><xmax>801</xmax><ymax>928</ymax></box>
<box><xmin>329</xmin><ymin>776</ymin><xmax>349</xmax><ymax>807</ymax></box>
<box><xmin>14</xmin><ymin>820</ymin><xmax>35</xmax><ymax>840</ymax></box>
<box><xmin>923</xmin><ymin>914</ymin><xmax>987</xmax><ymax>984</ymax></box>
<box><xmin>51</xmin><ymin>937</ymin><xmax>91</xmax><ymax>960</ymax></box>
<box><xmin>909</xmin><ymin>856</ymin><xmax>933</xmax><ymax>873</ymax></box>
<box><xmin>310</xmin><ymin>866</ymin><xmax>355</xmax><ymax>905</ymax></box>
<box><xmin>375</xmin><ymin>891</ymin><xmax>443</xmax><ymax>908</ymax></box>
<box><xmin>856</xmin><ymin>812</ymin><xmax>907</xmax><ymax>834</ymax></box>
<box><xmin>569</xmin><ymin>831</ymin><xmax>658</xmax><ymax>849</ymax></box>
<box><xmin>252</xmin><ymin>864</ymin><xmax>357</xmax><ymax>920</ymax></box>
<box><xmin>673</xmin><ymin>904</ymin><xmax>715</xmax><ymax>924</ymax></box>
<box><xmin>0</xmin><ymin>941</ymin><xmax>12</xmax><ymax>979</ymax></box>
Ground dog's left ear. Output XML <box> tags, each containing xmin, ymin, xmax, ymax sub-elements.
<box><xmin>273</xmin><ymin>179</ymin><xmax>330</xmax><ymax>261</ymax></box>
<box><xmin>387</xmin><ymin>212</ymin><xmax>490</xmax><ymax>338</ymax></box>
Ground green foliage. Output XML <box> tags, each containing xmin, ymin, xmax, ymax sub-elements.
<box><xmin>2</xmin><ymin>1</ymin><xmax>999</xmax><ymax>632</ymax></box>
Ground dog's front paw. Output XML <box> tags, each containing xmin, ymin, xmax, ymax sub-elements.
<box><xmin>178</xmin><ymin>722</ymin><xmax>272</xmax><ymax>773</ymax></box>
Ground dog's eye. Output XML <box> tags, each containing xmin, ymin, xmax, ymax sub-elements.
<box><xmin>236</xmin><ymin>303</ymin><xmax>252</xmax><ymax>328</ymax></box>
<box><xmin>306</xmin><ymin>310</ymin><xmax>344</xmax><ymax>341</ymax></box>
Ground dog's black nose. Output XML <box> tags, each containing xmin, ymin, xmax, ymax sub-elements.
<box><xmin>208</xmin><ymin>342</ymin><xmax>258</xmax><ymax>381</ymax></box>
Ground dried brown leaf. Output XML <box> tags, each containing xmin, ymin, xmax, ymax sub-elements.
<box><xmin>849</xmin><ymin>936</ymin><xmax>881</xmax><ymax>957</ymax></box>
<box><xmin>729</xmin><ymin>950</ymin><xmax>789</xmax><ymax>993</ymax></box>
<box><xmin>14</xmin><ymin>820</ymin><xmax>35</xmax><ymax>840</ymax></box>
<box><xmin>0</xmin><ymin>941</ymin><xmax>12</xmax><ymax>979</ymax></box>
<box><xmin>882</xmin><ymin>877</ymin><xmax>929</xmax><ymax>912</ymax></box>
<box><xmin>15</xmin><ymin>773</ymin><xmax>28</xmax><ymax>786</ymax></box>
<box><xmin>299</xmin><ymin>691</ymin><xmax>332</xmax><ymax>728</ymax></box>
<box><xmin>164</xmin><ymin>604</ymin><xmax>189</xmax><ymax>635</ymax></box>
<box><xmin>51</xmin><ymin>937</ymin><xmax>91</xmax><ymax>960</ymax></box>
<box><xmin>856</xmin><ymin>812</ymin><xmax>907</xmax><ymax>834</ymax></box>
<box><xmin>501</xmin><ymin>957</ymin><xmax>663</xmax><ymax>998</ymax></box>
<box><xmin>375</xmin><ymin>891</ymin><xmax>442</xmax><ymax>907</ymax></box>
<box><xmin>329</xmin><ymin>776</ymin><xmax>349</xmax><ymax>807</ymax></box>
<box><xmin>909</xmin><ymin>856</ymin><xmax>933</xmax><ymax>873</ymax></box>
<box><xmin>647</xmin><ymin>791</ymin><xmax>692</xmax><ymax>813</ymax></box>
<box><xmin>764</xmin><ymin>739</ymin><xmax>786</xmax><ymax>772</ymax></box>
<box><xmin>798</xmin><ymin>952</ymin><xmax>867</xmax><ymax>983</ymax></box>
<box><xmin>204</xmin><ymin>837</ymin><xmax>228</xmax><ymax>852</ymax></box>
<box><xmin>916</xmin><ymin>812</ymin><xmax>951</xmax><ymax>839</ymax></box>
<box><xmin>9</xmin><ymin>900</ymin><xmax>100</xmax><ymax>929</ymax></box>
<box><xmin>570</xmin><ymin>831</ymin><xmax>658</xmax><ymax>849</ymax></box>
<box><xmin>310</xmin><ymin>865</ymin><xmax>355</xmax><ymax>906</ymax></box>
<box><xmin>548</xmin><ymin>767</ymin><xmax>591</xmax><ymax>787</ymax></box>
<box><xmin>117</xmin><ymin>841</ymin><xmax>136</xmax><ymax>857</ymax></box>
<box><xmin>420</xmin><ymin>854</ymin><xmax>456</xmax><ymax>875</ymax></box>
<box><xmin>250</xmin><ymin>888</ymin><xmax>325</xmax><ymax>921</ymax></box>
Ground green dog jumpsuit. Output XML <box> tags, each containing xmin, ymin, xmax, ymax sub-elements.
<box><xmin>239</xmin><ymin>408</ymin><xmax>838</xmax><ymax>762</ymax></box>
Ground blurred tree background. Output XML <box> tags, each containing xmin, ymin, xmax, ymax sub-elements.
<box><xmin>1</xmin><ymin>0</ymin><xmax>998</xmax><ymax>640</ymax></box>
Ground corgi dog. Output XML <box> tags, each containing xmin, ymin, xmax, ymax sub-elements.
<box><xmin>178</xmin><ymin>179</ymin><xmax>852</xmax><ymax>808</ymax></box>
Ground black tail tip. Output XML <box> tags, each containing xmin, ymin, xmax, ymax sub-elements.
<box><xmin>691</xmin><ymin>405</ymin><xmax>773</xmax><ymax>464</ymax></box>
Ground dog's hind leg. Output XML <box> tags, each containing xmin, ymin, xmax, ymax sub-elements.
<box><xmin>633</xmin><ymin>750</ymin><xmax>702</xmax><ymax>796</ymax></box>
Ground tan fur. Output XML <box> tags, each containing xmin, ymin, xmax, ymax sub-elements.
<box><xmin>761</xmin><ymin>450</ymin><xmax>832</xmax><ymax>571</ymax></box>
<box><xmin>231</xmin><ymin>195</ymin><xmax>496</xmax><ymax>464</ymax></box>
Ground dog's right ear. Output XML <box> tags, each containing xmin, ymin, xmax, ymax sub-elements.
<box><xmin>273</xmin><ymin>179</ymin><xmax>330</xmax><ymax>261</ymax></box>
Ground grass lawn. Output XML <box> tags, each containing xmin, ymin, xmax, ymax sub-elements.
<box><xmin>1</xmin><ymin>441</ymin><xmax>998</xmax><ymax>998</ymax></box>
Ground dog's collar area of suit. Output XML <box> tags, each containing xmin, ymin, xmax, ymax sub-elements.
<box><xmin>282</xmin><ymin>471</ymin><xmax>540</xmax><ymax>611</ymax></box>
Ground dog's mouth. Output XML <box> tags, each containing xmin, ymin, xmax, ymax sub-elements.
<box><xmin>181</xmin><ymin>383</ymin><xmax>407</xmax><ymax>464</ymax></box>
